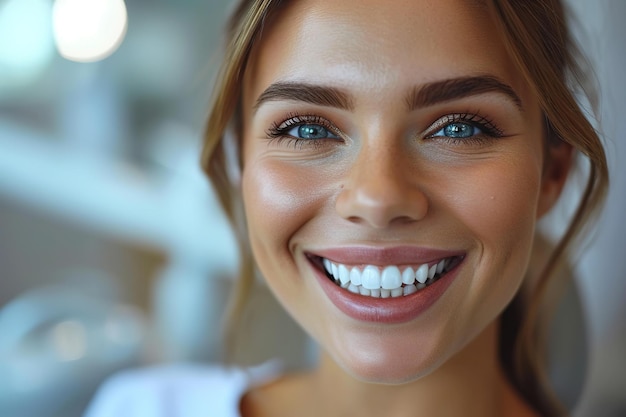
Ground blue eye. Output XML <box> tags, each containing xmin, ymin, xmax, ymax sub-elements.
<box><xmin>288</xmin><ymin>123</ymin><xmax>339</xmax><ymax>140</ymax></box>
<box><xmin>432</xmin><ymin>122</ymin><xmax>481</xmax><ymax>139</ymax></box>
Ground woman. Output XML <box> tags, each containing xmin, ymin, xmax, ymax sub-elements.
<box><xmin>86</xmin><ymin>0</ymin><xmax>608</xmax><ymax>416</ymax></box>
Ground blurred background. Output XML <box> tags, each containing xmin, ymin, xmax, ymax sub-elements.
<box><xmin>0</xmin><ymin>0</ymin><xmax>624</xmax><ymax>416</ymax></box>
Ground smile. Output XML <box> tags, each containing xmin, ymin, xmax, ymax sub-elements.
<box><xmin>321</xmin><ymin>256</ymin><xmax>462</xmax><ymax>298</ymax></box>
<box><xmin>307</xmin><ymin>247</ymin><xmax>466</xmax><ymax>323</ymax></box>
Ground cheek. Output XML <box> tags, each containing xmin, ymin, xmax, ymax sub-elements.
<box><xmin>444</xmin><ymin>154</ymin><xmax>542</xmax><ymax>320</ymax></box>
<box><xmin>241</xmin><ymin>158</ymin><xmax>328</xmax><ymax>268</ymax></box>
<box><xmin>241</xmin><ymin>156</ymin><xmax>339</xmax><ymax>336</ymax></box>
<box><xmin>455</xmin><ymin>160</ymin><xmax>540</xmax><ymax>250</ymax></box>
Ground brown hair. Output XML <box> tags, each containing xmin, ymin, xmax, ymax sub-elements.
<box><xmin>201</xmin><ymin>0</ymin><xmax>609</xmax><ymax>415</ymax></box>
<box><xmin>491</xmin><ymin>1</ymin><xmax>608</xmax><ymax>415</ymax></box>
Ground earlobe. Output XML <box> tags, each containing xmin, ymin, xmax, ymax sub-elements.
<box><xmin>536</xmin><ymin>140</ymin><xmax>575</xmax><ymax>218</ymax></box>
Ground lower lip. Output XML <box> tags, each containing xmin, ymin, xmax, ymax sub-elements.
<box><xmin>312</xmin><ymin>259</ymin><xmax>462</xmax><ymax>324</ymax></box>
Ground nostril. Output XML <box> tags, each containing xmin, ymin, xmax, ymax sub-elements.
<box><xmin>393</xmin><ymin>214</ymin><xmax>423</xmax><ymax>225</ymax></box>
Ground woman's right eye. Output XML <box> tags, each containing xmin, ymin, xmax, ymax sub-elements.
<box><xmin>266</xmin><ymin>114</ymin><xmax>343</xmax><ymax>147</ymax></box>
<box><xmin>287</xmin><ymin>123</ymin><xmax>340</xmax><ymax>140</ymax></box>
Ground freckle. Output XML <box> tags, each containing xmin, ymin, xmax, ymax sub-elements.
<box><xmin>490</xmin><ymin>196</ymin><xmax>495</xmax><ymax>200</ymax></box>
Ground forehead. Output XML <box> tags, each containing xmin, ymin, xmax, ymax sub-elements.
<box><xmin>244</xmin><ymin>0</ymin><xmax>526</xmax><ymax>107</ymax></box>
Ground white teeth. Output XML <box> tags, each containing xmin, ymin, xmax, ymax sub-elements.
<box><xmin>381</xmin><ymin>266</ymin><xmax>402</xmax><ymax>290</ymax></box>
<box><xmin>391</xmin><ymin>288</ymin><xmax>403</xmax><ymax>297</ymax></box>
<box><xmin>437</xmin><ymin>259</ymin><xmax>445</xmax><ymax>274</ymax></box>
<box><xmin>403</xmin><ymin>284</ymin><xmax>418</xmax><ymax>295</ymax></box>
<box><xmin>338</xmin><ymin>264</ymin><xmax>350</xmax><ymax>286</ymax></box>
<box><xmin>401</xmin><ymin>267</ymin><xmax>415</xmax><ymax>285</ymax></box>
<box><xmin>416</xmin><ymin>264</ymin><xmax>428</xmax><ymax>284</ymax></box>
<box><xmin>321</xmin><ymin>256</ymin><xmax>458</xmax><ymax>298</ymax></box>
<box><xmin>361</xmin><ymin>265</ymin><xmax>381</xmax><ymax>290</ymax></box>
<box><xmin>323</xmin><ymin>258</ymin><xmax>332</xmax><ymax>273</ymax></box>
<box><xmin>428</xmin><ymin>264</ymin><xmax>437</xmax><ymax>279</ymax></box>
<box><xmin>350</xmin><ymin>267</ymin><xmax>362</xmax><ymax>286</ymax></box>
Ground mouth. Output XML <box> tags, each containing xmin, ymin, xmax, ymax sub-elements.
<box><xmin>306</xmin><ymin>248</ymin><xmax>465</xmax><ymax>323</ymax></box>
<box><xmin>310</xmin><ymin>255</ymin><xmax>463</xmax><ymax>299</ymax></box>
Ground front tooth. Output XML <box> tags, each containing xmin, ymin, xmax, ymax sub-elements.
<box><xmin>416</xmin><ymin>264</ymin><xmax>428</xmax><ymax>284</ymax></box>
<box><xmin>338</xmin><ymin>264</ymin><xmax>350</xmax><ymax>286</ymax></box>
<box><xmin>323</xmin><ymin>258</ymin><xmax>332</xmax><ymax>274</ymax></box>
<box><xmin>436</xmin><ymin>259</ymin><xmax>445</xmax><ymax>274</ymax></box>
<box><xmin>402</xmin><ymin>267</ymin><xmax>415</xmax><ymax>285</ymax></box>
<box><xmin>381</xmin><ymin>289</ymin><xmax>391</xmax><ymax>298</ymax></box>
<box><xmin>381</xmin><ymin>266</ymin><xmax>402</xmax><ymax>290</ymax></box>
<box><xmin>403</xmin><ymin>284</ymin><xmax>418</xmax><ymax>295</ymax></box>
<box><xmin>348</xmin><ymin>283</ymin><xmax>359</xmax><ymax>294</ymax></box>
<box><xmin>332</xmin><ymin>263</ymin><xmax>339</xmax><ymax>279</ymax></box>
<box><xmin>391</xmin><ymin>288</ymin><xmax>403</xmax><ymax>297</ymax></box>
<box><xmin>361</xmin><ymin>265</ymin><xmax>381</xmax><ymax>290</ymax></box>
<box><xmin>370</xmin><ymin>289</ymin><xmax>381</xmax><ymax>298</ymax></box>
<box><xmin>350</xmin><ymin>267</ymin><xmax>362</xmax><ymax>286</ymax></box>
<box><xmin>359</xmin><ymin>287</ymin><xmax>371</xmax><ymax>296</ymax></box>
<box><xmin>428</xmin><ymin>264</ymin><xmax>437</xmax><ymax>279</ymax></box>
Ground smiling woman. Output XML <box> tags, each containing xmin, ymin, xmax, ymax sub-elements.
<box><xmin>83</xmin><ymin>0</ymin><xmax>608</xmax><ymax>416</ymax></box>
<box><xmin>236</xmin><ymin>0</ymin><xmax>556</xmax><ymax>413</ymax></box>
<box><xmin>205</xmin><ymin>0</ymin><xmax>607</xmax><ymax>415</ymax></box>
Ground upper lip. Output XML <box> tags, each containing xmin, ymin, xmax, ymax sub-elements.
<box><xmin>306</xmin><ymin>246</ymin><xmax>465</xmax><ymax>266</ymax></box>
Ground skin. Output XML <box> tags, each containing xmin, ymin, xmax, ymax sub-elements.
<box><xmin>237</xmin><ymin>0</ymin><xmax>572</xmax><ymax>416</ymax></box>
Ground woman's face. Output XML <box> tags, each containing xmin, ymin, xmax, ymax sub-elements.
<box><xmin>240</xmin><ymin>0</ymin><xmax>559</xmax><ymax>382</ymax></box>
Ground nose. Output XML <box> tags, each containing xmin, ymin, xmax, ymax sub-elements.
<box><xmin>335</xmin><ymin>143</ymin><xmax>429</xmax><ymax>229</ymax></box>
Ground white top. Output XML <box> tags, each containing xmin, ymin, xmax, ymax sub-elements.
<box><xmin>83</xmin><ymin>361</ymin><xmax>282</xmax><ymax>417</ymax></box>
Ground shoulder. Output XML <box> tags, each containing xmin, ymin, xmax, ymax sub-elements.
<box><xmin>83</xmin><ymin>362</ymin><xmax>281</xmax><ymax>417</ymax></box>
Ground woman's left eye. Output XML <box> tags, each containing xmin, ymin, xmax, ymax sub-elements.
<box><xmin>424</xmin><ymin>113</ymin><xmax>504</xmax><ymax>144</ymax></box>
<box><xmin>431</xmin><ymin>122</ymin><xmax>481</xmax><ymax>139</ymax></box>
<box><xmin>287</xmin><ymin>123</ymin><xmax>340</xmax><ymax>140</ymax></box>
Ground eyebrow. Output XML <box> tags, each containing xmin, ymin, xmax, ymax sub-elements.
<box><xmin>253</xmin><ymin>75</ymin><xmax>523</xmax><ymax>113</ymax></box>
<box><xmin>406</xmin><ymin>75</ymin><xmax>523</xmax><ymax>111</ymax></box>
<box><xmin>253</xmin><ymin>82</ymin><xmax>355</xmax><ymax>113</ymax></box>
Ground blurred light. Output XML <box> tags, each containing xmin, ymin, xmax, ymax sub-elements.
<box><xmin>49</xmin><ymin>320</ymin><xmax>87</xmax><ymax>362</ymax></box>
<box><xmin>0</xmin><ymin>0</ymin><xmax>55</xmax><ymax>90</ymax></box>
<box><xmin>52</xmin><ymin>0</ymin><xmax>128</xmax><ymax>63</ymax></box>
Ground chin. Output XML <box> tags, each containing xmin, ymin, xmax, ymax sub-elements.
<box><xmin>333</xmin><ymin>346</ymin><xmax>446</xmax><ymax>385</ymax></box>
<box><xmin>323</xmin><ymin>324</ymin><xmax>459</xmax><ymax>385</ymax></box>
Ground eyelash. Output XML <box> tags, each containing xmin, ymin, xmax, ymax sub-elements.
<box><xmin>424</xmin><ymin>112</ymin><xmax>504</xmax><ymax>146</ymax></box>
<box><xmin>266</xmin><ymin>113</ymin><xmax>341</xmax><ymax>148</ymax></box>
<box><xmin>265</xmin><ymin>111</ymin><xmax>504</xmax><ymax>148</ymax></box>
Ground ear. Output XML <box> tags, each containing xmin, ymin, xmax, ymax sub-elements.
<box><xmin>536</xmin><ymin>139</ymin><xmax>574</xmax><ymax>218</ymax></box>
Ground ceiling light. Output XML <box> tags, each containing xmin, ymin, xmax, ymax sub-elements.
<box><xmin>52</xmin><ymin>0</ymin><xmax>128</xmax><ymax>63</ymax></box>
